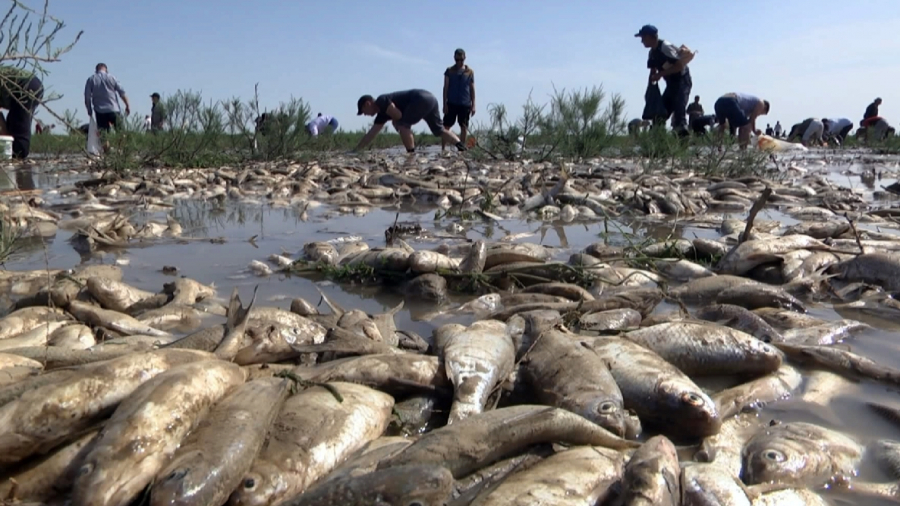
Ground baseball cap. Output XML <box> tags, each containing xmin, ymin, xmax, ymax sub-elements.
<box><xmin>635</xmin><ymin>25</ymin><xmax>658</xmax><ymax>37</ymax></box>
<box><xmin>454</xmin><ymin>48</ymin><xmax>465</xmax><ymax>57</ymax></box>
<box><xmin>357</xmin><ymin>95</ymin><xmax>373</xmax><ymax>115</ymax></box>
<box><xmin>150</xmin><ymin>92</ymin><xmax>160</xmax><ymax>99</ymax></box>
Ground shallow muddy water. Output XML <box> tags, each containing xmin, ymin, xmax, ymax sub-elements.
<box><xmin>6</xmin><ymin>148</ymin><xmax>900</xmax><ymax>504</ymax></box>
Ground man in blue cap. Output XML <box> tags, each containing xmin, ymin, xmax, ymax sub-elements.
<box><xmin>636</xmin><ymin>24</ymin><xmax>693</xmax><ymax>136</ymax></box>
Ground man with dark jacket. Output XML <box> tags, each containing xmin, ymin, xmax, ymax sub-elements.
<box><xmin>0</xmin><ymin>65</ymin><xmax>43</xmax><ymax>159</ymax></box>
<box><xmin>636</xmin><ymin>24</ymin><xmax>693</xmax><ymax>136</ymax></box>
<box><xmin>442</xmin><ymin>48</ymin><xmax>475</xmax><ymax>151</ymax></box>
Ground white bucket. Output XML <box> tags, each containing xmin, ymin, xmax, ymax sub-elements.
<box><xmin>0</xmin><ymin>135</ymin><xmax>13</xmax><ymax>160</ymax></box>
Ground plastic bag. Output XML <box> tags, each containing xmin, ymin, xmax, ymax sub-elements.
<box><xmin>757</xmin><ymin>134</ymin><xmax>808</xmax><ymax>153</ymax></box>
<box><xmin>642</xmin><ymin>83</ymin><xmax>668</xmax><ymax>121</ymax></box>
<box><xmin>86</xmin><ymin>117</ymin><xmax>101</xmax><ymax>155</ymax></box>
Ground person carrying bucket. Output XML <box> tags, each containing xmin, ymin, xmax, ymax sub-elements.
<box><xmin>0</xmin><ymin>65</ymin><xmax>43</xmax><ymax>160</ymax></box>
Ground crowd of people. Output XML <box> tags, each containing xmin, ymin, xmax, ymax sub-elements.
<box><xmin>0</xmin><ymin>25</ymin><xmax>893</xmax><ymax>160</ymax></box>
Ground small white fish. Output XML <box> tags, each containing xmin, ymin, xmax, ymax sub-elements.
<box><xmin>248</xmin><ymin>260</ymin><xmax>272</xmax><ymax>277</ymax></box>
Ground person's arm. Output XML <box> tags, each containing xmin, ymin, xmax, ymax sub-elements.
<box><xmin>385</xmin><ymin>103</ymin><xmax>402</xmax><ymax>122</ymax></box>
<box><xmin>354</xmin><ymin>123</ymin><xmax>384</xmax><ymax>151</ymax></box>
<box><xmin>442</xmin><ymin>74</ymin><xmax>449</xmax><ymax>114</ymax></box>
<box><xmin>84</xmin><ymin>79</ymin><xmax>92</xmax><ymax>116</ymax></box>
<box><xmin>114</xmin><ymin>78</ymin><xmax>130</xmax><ymax>115</ymax></box>
<box><xmin>470</xmin><ymin>72</ymin><xmax>476</xmax><ymax>115</ymax></box>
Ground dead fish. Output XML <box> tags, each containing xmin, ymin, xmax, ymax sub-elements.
<box><xmin>781</xmin><ymin>319</ymin><xmax>869</xmax><ymax>345</ymax></box>
<box><xmin>72</xmin><ymin>360</ymin><xmax>246</xmax><ymax>506</ymax></box>
<box><xmin>717</xmin><ymin>235</ymin><xmax>830</xmax><ymax>276</ymax></box>
<box><xmin>86</xmin><ymin>277</ymin><xmax>154</xmax><ymax>313</ymax></box>
<box><xmin>291</xmin><ymin>353</ymin><xmax>448</xmax><ymax>394</ymax></box>
<box><xmin>67</xmin><ymin>300</ymin><xmax>172</xmax><ymax>338</ymax></box>
<box><xmin>0</xmin><ymin>349</ymin><xmax>213</xmax><ymax>465</ymax></box>
<box><xmin>47</xmin><ymin>324</ymin><xmax>95</xmax><ymax>350</ymax></box>
<box><xmin>0</xmin><ymin>321</ymin><xmax>71</xmax><ymax>351</ymax></box>
<box><xmin>303</xmin><ymin>241</ymin><xmax>339</xmax><ymax>265</ymax></box>
<box><xmin>712</xmin><ymin>364</ymin><xmax>803</xmax><ymax>419</ymax></box>
<box><xmin>694</xmin><ymin>304</ymin><xmax>784</xmax><ymax>343</ymax></box>
<box><xmin>234</xmin><ymin>317</ymin><xmax>326</xmax><ymax>365</ymax></box>
<box><xmin>586</xmin><ymin>336</ymin><xmax>721</xmax><ymax>439</ymax></box>
<box><xmin>774</xmin><ymin>342</ymin><xmax>900</xmax><ymax>388</ymax></box>
<box><xmin>163</xmin><ymin>287</ymin><xmax>256</xmax><ymax>359</ymax></box>
<box><xmin>460</xmin><ymin>240</ymin><xmax>487</xmax><ymax>274</ymax></box>
<box><xmin>669</xmin><ymin>275</ymin><xmax>759</xmax><ymax>304</ymax></box>
<box><xmin>452</xmin><ymin>446</ymin><xmax>554</xmax><ymax>505</ymax></box>
<box><xmin>522</xmin><ymin>329</ymin><xmax>628</xmax><ymax>437</ymax></box>
<box><xmin>228</xmin><ymin>382</ymin><xmax>394</xmax><ymax>506</ymax></box>
<box><xmin>0</xmin><ymin>352</ymin><xmax>43</xmax><ymax>371</ymax></box>
<box><xmin>409</xmin><ymin>250</ymin><xmax>459</xmax><ymax>273</ymax></box>
<box><xmin>279</xmin><ymin>464</ymin><xmax>453</xmax><ymax>506</ymax></box>
<box><xmin>436</xmin><ymin>320</ymin><xmax>515</xmax><ymax>423</ymax></box>
<box><xmin>377</xmin><ymin>405</ymin><xmax>638</xmax><ymax>478</ymax></box>
<box><xmin>716</xmin><ymin>284</ymin><xmax>806</xmax><ymax>312</ymax></box>
<box><xmin>622</xmin><ymin>322</ymin><xmax>782</xmax><ymax>377</ymax></box>
<box><xmin>681</xmin><ymin>462</ymin><xmax>752</xmax><ymax>506</ymax></box>
<box><xmin>619</xmin><ymin>435</ymin><xmax>680</xmax><ymax>506</ymax></box>
<box><xmin>340</xmin><ymin>248</ymin><xmax>411</xmax><ymax>272</ymax></box>
<box><xmin>753</xmin><ymin>308</ymin><xmax>826</xmax><ymax>331</ymax></box>
<box><xmin>522</xmin><ymin>282</ymin><xmax>595</xmax><ymax>302</ymax></box>
<box><xmin>470</xmin><ymin>446</ymin><xmax>624</xmax><ymax>506</ymax></box>
<box><xmin>136</xmin><ymin>304</ymin><xmax>204</xmax><ymax>333</ymax></box>
<box><xmin>829</xmin><ymin>252</ymin><xmax>900</xmax><ymax>291</ymax></box>
<box><xmin>0</xmin><ymin>428</ymin><xmax>99</xmax><ymax>503</ymax></box>
<box><xmin>742</xmin><ymin>421</ymin><xmax>864</xmax><ymax>487</ymax></box>
<box><xmin>579</xmin><ymin>308</ymin><xmax>642</xmax><ymax>332</ymax></box>
<box><xmin>150</xmin><ymin>378</ymin><xmax>290</xmax><ymax>506</ymax></box>
<box><xmin>649</xmin><ymin>258</ymin><xmax>715</xmax><ymax>281</ymax></box>
<box><xmin>164</xmin><ymin>278</ymin><xmax>216</xmax><ymax>306</ymax></box>
<box><xmin>696</xmin><ymin>413</ymin><xmax>766</xmax><ymax>477</ymax></box>
<box><xmin>582</xmin><ymin>289</ymin><xmax>664</xmax><ymax>317</ymax></box>
<box><xmin>750</xmin><ymin>488</ymin><xmax>829</xmax><ymax>506</ymax></box>
<box><xmin>0</xmin><ymin>307</ymin><xmax>71</xmax><ymax>340</ymax></box>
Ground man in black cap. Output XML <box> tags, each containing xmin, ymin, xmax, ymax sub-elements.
<box><xmin>149</xmin><ymin>92</ymin><xmax>166</xmax><ymax>133</ymax></box>
<box><xmin>355</xmin><ymin>89</ymin><xmax>466</xmax><ymax>153</ymax></box>
<box><xmin>636</xmin><ymin>24</ymin><xmax>693</xmax><ymax>136</ymax></box>
<box><xmin>442</xmin><ymin>48</ymin><xmax>475</xmax><ymax>151</ymax></box>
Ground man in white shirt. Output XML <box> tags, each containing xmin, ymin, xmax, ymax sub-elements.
<box><xmin>306</xmin><ymin>113</ymin><xmax>339</xmax><ymax>137</ymax></box>
<box><xmin>773</xmin><ymin>121</ymin><xmax>783</xmax><ymax>137</ymax></box>
<box><xmin>824</xmin><ymin>117</ymin><xmax>853</xmax><ymax>144</ymax></box>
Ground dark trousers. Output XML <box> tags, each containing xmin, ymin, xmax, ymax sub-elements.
<box><xmin>662</xmin><ymin>73</ymin><xmax>692</xmax><ymax>133</ymax></box>
<box><xmin>95</xmin><ymin>111</ymin><xmax>119</xmax><ymax>132</ymax></box>
<box><xmin>7</xmin><ymin>76</ymin><xmax>43</xmax><ymax>159</ymax></box>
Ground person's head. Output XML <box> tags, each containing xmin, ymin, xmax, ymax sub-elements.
<box><xmin>145</xmin><ymin>115</ymin><xmax>150</xmax><ymax>120</ymax></box>
<box><xmin>317</xmin><ymin>112</ymin><xmax>322</xmax><ymax>117</ymax></box>
<box><xmin>875</xmin><ymin>97</ymin><xmax>883</xmax><ymax>106</ymax></box>
<box><xmin>694</xmin><ymin>95</ymin><xmax>700</xmax><ymax>103</ymax></box>
<box><xmin>95</xmin><ymin>63</ymin><xmax>107</xmax><ymax>73</ymax></box>
<box><xmin>150</xmin><ymin>92</ymin><xmax>160</xmax><ymax>104</ymax></box>
<box><xmin>635</xmin><ymin>25</ymin><xmax>659</xmax><ymax>48</ymax></box>
<box><xmin>767</xmin><ymin>123</ymin><xmax>771</xmax><ymax>128</ymax></box>
<box><xmin>762</xmin><ymin>100</ymin><xmax>771</xmax><ymax>115</ymax></box>
<box><xmin>453</xmin><ymin>48</ymin><xmax>466</xmax><ymax>66</ymax></box>
<box><xmin>357</xmin><ymin>95</ymin><xmax>377</xmax><ymax>116</ymax></box>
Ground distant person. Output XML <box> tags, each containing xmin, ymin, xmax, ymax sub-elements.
<box><xmin>306</xmin><ymin>113</ymin><xmax>339</xmax><ymax>137</ymax></box>
<box><xmin>773</xmin><ymin>121</ymin><xmax>783</xmax><ymax>138</ymax></box>
<box><xmin>144</xmin><ymin>115</ymin><xmax>151</xmax><ymax>131</ymax></box>
<box><xmin>824</xmin><ymin>117</ymin><xmax>853</xmax><ymax>144</ymax></box>
<box><xmin>442</xmin><ymin>48</ymin><xmax>476</xmax><ymax>151</ymax></box>
<box><xmin>35</xmin><ymin>121</ymin><xmax>43</xmax><ymax>135</ymax></box>
<box><xmin>787</xmin><ymin>118</ymin><xmax>825</xmax><ymax>146</ymax></box>
<box><xmin>355</xmin><ymin>89</ymin><xmax>467</xmax><ymax>153</ymax></box>
<box><xmin>765</xmin><ymin>124</ymin><xmax>773</xmax><ymax>136</ymax></box>
<box><xmin>0</xmin><ymin>65</ymin><xmax>43</xmax><ymax>159</ymax></box>
<box><xmin>714</xmin><ymin>92</ymin><xmax>770</xmax><ymax>149</ymax></box>
<box><xmin>636</xmin><ymin>24</ymin><xmax>694</xmax><ymax>136</ymax></box>
<box><xmin>686</xmin><ymin>95</ymin><xmax>704</xmax><ymax>121</ymax></box>
<box><xmin>690</xmin><ymin>114</ymin><xmax>718</xmax><ymax>136</ymax></box>
<box><xmin>84</xmin><ymin>63</ymin><xmax>130</xmax><ymax>132</ymax></box>
<box><xmin>862</xmin><ymin>97</ymin><xmax>882</xmax><ymax>127</ymax></box>
<box><xmin>628</xmin><ymin>118</ymin><xmax>650</xmax><ymax>137</ymax></box>
<box><xmin>150</xmin><ymin>92</ymin><xmax>166</xmax><ymax>132</ymax></box>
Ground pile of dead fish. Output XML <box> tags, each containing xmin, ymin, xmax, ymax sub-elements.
<box><xmin>3</xmin><ymin>221</ymin><xmax>900</xmax><ymax>505</ymax></box>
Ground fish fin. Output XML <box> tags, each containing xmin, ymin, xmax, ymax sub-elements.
<box><xmin>225</xmin><ymin>285</ymin><xmax>257</xmax><ymax>333</ymax></box>
<box><xmin>866</xmin><ymin>402</ymin><xmax>900</xmax><ymax>426</ymax></box>
<box><xmin>389</xmin><ymin>300</ymin><xmax>405</xmax><ymax>315</ymax></box>
<box><xmin>316</xmin><ymin>287</ymin><xmax>345</xmax><ymax>316</ymax></box>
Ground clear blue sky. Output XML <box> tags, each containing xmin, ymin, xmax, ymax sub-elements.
<box><xmin>32</xmin><ymin>0</ymin><xmax>900</xmax><ymax>133</ymax></box>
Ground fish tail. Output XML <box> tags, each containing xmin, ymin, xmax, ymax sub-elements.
<box><xmin>225</xmin><ymin>285</ymin><xmax>258</xmax><ymax>333</ymax></box>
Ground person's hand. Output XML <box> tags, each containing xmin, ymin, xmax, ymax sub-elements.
<box><xmin>649</xmin><ymin>70</ymin><xmax>661</xmax><ymax>83</ymax></box>
<box><xmin>125</xmin><ymin>107</ymin><xmax>131</xmax><ymax>116</ymax></box>
<box><xmin>470</xmin><ymin>105</ymin><xmax>476</xmax><ymax>116</ymax></box>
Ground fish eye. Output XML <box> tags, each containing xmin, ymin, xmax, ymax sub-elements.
<box><xmin>682</xmin><ymin>392</ymin><xmax>705</xmax><ymax>406</ymax></box>
<box><xmin>408</xmin><ymin>502</ymin><xmax>424</xmax><ymax>506</ymax></box>
<box><xmin>243</xmin><ymin>478</ymin><xmax>256</xmax><ymax>489</ymax></box>
<box><xmin>763</xmin><ymin>449</ymin><xmax>786</xmax><ymax>462</ymax></box>
<box><xmin>598</xmin><ymin>402</ymin><xmax>617</xmax><ymax>414</ymax></box>
<box><xmin>78</xmin><ymin>463</ymin><xmax>94</xmax><ymax>477</ymax></box>
<box><xmin>167</xmin><ymin>469</ymin><xmax>187</xmax><ymax>481</ymax></box>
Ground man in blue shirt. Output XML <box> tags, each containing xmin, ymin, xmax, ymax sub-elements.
<box><xmin>636</xmin><ymin>25</ymin><xmax>693</xmax><ymax>136</ymax></box>
<box><xmin>84</xmin><ymin>63</ymin><xmax>131</xmax><ymax>132</ymax></box>
<box><xmin>442</xmin><ymin>48</ymin><xmax>475</xmax><ymax>151</ymax></box>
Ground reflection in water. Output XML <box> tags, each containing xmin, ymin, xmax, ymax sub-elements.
<box><xmin>14</xmin><ymin>169</ymin><xmax>35</xmax><ymax>191</ymax></box>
